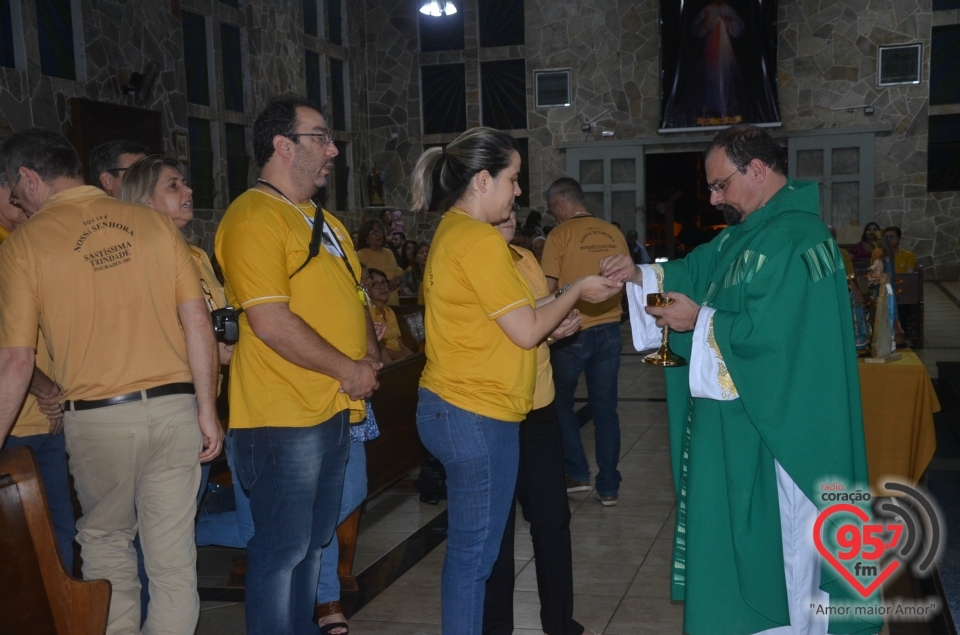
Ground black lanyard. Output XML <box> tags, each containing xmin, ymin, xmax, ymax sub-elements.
<box><xmin>256</xmin><ymin>180</ymin><xmax>366</xmax><ymax>304</ymax></box>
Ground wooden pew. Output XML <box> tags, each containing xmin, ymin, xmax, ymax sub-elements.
<box><xmin>335</xmin><ymin>352</ymin><xmax>430</xmax><ymax>590</ymax></box>
<box><xmin>392</xmin><ymin>304</ymin><xmax>426</xmax><ymax>352</ymax></box>
<box><xmin>0</xmin><ymin>446</ymin><xmax>111</xmax><ymax>635</ymax></box>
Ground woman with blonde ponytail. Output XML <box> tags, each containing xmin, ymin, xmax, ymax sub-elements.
<box><xmin>411</xmin><ymin>128</ymin><xmax>622</xmax><ymax>635</ymax></box>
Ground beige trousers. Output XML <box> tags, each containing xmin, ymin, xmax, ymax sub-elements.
<box><xmin>64</xmin><ymin>393</ymin><xmax>201</xmax><ymax>635</ymax></box>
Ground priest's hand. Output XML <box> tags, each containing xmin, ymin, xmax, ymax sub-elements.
<box><xmin>644</xmin><ymin>292</ymin><xmax>700</xmax><ymax>332</ymax></box>
<box><xmin>599</xmin><ymin>254</ymin><xmax>640</xmax><ymax>284</ymax></box>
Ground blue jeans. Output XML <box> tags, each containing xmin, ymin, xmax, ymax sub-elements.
<box><xmin>233</xmin><ymin>412</ymin><xmax>349</xmax><ymax>635</ymax></box>
<box><xmin>416</xmin><ymin>388</ymin><xmax>519</xmax><ymax>635</ymax></box>
<box><xmin>316</xmin><ymin>440</ymin><xmax>368</xmax><ymax>604</ymax></box>
<box><xmin>196</xmin><ymin>434</ymin><xmax>367</xmax><ymax>604</ymax></box>
<box><xmin>196</xmin><ymin>433</ymin><xmax>256</xmax><ymax>548</ymax></box>
<box><xmin>3</xmin><ymin>432</ymin><xmax>75</xmax><ymax>569</ymax></box>
<box><xmin>550</xmin><ymin>321</ymin><xmax>623</xmax><ymax>496</ymax></box>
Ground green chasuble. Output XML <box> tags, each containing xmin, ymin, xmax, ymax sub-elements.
<box><xmin>657</xmin><ymin>179</ymin><xmax>880</xmax><ymax>635</ymax></box>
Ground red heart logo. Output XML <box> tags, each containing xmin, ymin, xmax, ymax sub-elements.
<box><xmin>813</xmin><ymin>504</ymin><xmax>902</xmax><ymax>598</ymax></box>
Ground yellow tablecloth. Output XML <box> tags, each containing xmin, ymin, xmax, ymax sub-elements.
<box><xmin>858</xmin><ymin>350</ymin><xmax>939</xmax><ymax>489</ymax></box>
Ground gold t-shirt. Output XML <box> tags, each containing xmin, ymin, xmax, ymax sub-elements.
<box><xmin>510</xmin><ymin>245</ymin><xmax>555</xmax><ymax>410</ymax></box>
<box><xmin>370</xmin><ymin>304</ymin><xmax>402</xmax><ymax>352</ymax></box>
<box><xmin>420</xmin><ymin>209</ymin><xmax>536</xmax><ymax>422</ymax></box>
<box><xmin>540</xmin><ymin>215</ymin><xmax>629</xmax><ymax>330</ymax></box>
<box><xmin>894</xmin><ymin>249</ymin><xmax>917</xmax><ymax>273</ymax></box>
<box><xmin>9</xmin><ymin>329</ymin><xmax>54</xmax><ymax>438</ymax></box>
<box><xmin>216</xmin><ymin>190</ymin><xmax>367</xmax><ymax>428</ymax></box>
<box><xmin>1</xmin><ymin>222</ymin><xmax>52</xmax><ymax>438</ymax></box>
<box><xmin>358</xmin><ymin>247</ymin><xmax>404</xmax><ymax>305</ymax></box>
<box><xmin>0</xmin><ymin>186</ymin><xmax>202</xmax><ymax>401</ymax></box>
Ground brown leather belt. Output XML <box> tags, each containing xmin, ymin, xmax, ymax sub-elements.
<box><xmin>67</xmin><ymin>382</ymin><xmax>195</xmax><ymax>412</ymax></box>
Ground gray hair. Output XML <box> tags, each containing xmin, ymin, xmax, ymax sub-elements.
<box><xmin>1</xmin><ymin>127</ymin><xmax>83</xmax><ymax>183</ymax></box>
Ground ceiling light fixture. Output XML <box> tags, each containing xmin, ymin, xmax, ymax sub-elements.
<box><xmin>419</xmin><ymin>1</ymin><xmax>457</xmax><ymax>16</ymax></box>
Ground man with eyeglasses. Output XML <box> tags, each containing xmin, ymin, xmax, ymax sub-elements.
<box><xmin>215</xmin><ymin>94</ymin><xmax>381</xmax><ymax>635</ymax></box>
<box><xmin>601</xmin><ymin>125</ymin><xmax>877</xmax><ymax>635</ymax></box>
<box><xmin>89</xmin><ymin>139</ymin><xmax>148</xmax><ymax>198</ymax></box>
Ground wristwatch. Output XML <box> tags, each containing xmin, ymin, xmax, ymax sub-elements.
<box><xmin>554</xmin><ymin>283</ymin><xmax>571</xmax><ymax>298</ymax></box>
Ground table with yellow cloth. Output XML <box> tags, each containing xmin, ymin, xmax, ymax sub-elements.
<box><xmin>858</xmin><ymin>349</ymin><xmax>939</xmax><ymax>489</ymax></box>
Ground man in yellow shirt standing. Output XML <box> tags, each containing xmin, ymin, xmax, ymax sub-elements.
<box><xmin>542</xmin><ymin>177</ymin><xmax>630</xmax><ymax>506</ymax></box>
<box><xmin>0</xmin><ymin>128</ymin><xmax>221</xmax><ymax>635</ymax></box>
<box><xmin>0</xmin><ymin>152</ymin><xmax>74</xmax><ymax>569</ymax></box>
<box><xmin>215</xmin><ymin>95</ymin><xmax>381</xmax><ymax>635</ymax></box>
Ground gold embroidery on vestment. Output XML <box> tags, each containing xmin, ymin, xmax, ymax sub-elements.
<box><xmin>652</xmin><ymin>264</ymin><xmax>665</xmax><ymax>293</ymax></box>
<box><xmin>707</xmin><ymin>315</ymin><xmax>738</xmax><ymax>399</ymax></box>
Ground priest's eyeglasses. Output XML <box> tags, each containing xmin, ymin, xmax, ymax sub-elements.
<box><xmin>707</xmin><ymin>165</ymin><xmax>745</xmax><ymax>194</ymax></box>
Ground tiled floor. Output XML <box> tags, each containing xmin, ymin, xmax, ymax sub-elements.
<box><xmin>345</xmin><ymin>351</ymin><xmax>684</xmax><ymax>635</ymax></box>
<box><xmin>197</xmin><ymin>283</ymin><xmax>960</xmax><ymax>634</ymax></box>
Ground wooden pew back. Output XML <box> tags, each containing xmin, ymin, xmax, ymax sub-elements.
<box><xmin>0</xmin><ymin>447</ymin><xmax>111</xmax><ymax>635</ymax></box>
<box><xmin>392</xmin><ymin>305</ymin><xmax>426</xmax><ymax>353</ymax></box>
<box><xmin>365</xmin><ymin>352</ymin><xmax>430</xmax><ymax>496</ymax></box>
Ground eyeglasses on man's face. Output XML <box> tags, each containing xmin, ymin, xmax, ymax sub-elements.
<box><xmin>288</xmin><ymin>131</ymin><xmax>332</xmax><ymax>146</ymax></box>
<box><xmin>707</xmin><ymin>165</ymin><xmax>745</xmax><ymax>194</ymax></box>
<box><xmin>370</xmin><ymin>279</ymin><xmax>389</xmax><ymax>289</ymax></box>
<box><xmin>106</xmin><ymin>167</ymin><xmax>130</xmax><ymax>177</ymax></box>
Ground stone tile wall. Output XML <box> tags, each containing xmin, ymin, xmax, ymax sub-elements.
<box><xmin>2</xmin><ymin>0</ymin><xmax>959</xmax><ymax>276</ymax></box>
<box><xmin>361</xmin><ymin>0</ymin><xmax>960</xmax><ymax>279</ymax></box>
<box><xmin>778</xmin><ymin>0</ymin><xmax>960</xmax><ymax>279</ymax></box>
<box><xmin>0</xmin><ymin>0</ymin><xmax>367</xmax><ymax>252</ymax></box>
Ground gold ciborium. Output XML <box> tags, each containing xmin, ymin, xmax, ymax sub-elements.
<box><xmin>643</xmin><ymin>293</ymin><xmax>688</xmax><ymax>367</ymax></box>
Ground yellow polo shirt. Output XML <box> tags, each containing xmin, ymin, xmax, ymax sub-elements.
<box><xmin>894</xmin><ymin>249</ymin><xmax>917</xmax><ymax>273</ymax></box>
<box><xmin>420</xmin><ymin>209</ymin><xmax>536</xmax><ymax>422</ymax></box>
<box><xmin>0</xmin><ymin>222</ymin><xmax>53</xmax><ymax>438</ymax></box>
<box><xmin>510</xmin><ymin>245</ymin><xmax>555</xmax><ymax>410</ymax></box>
<box><xmin>0</xmin><ymin>186</ymin><xmax>202</xmax><ymax>401</ymax></box>
<box><xmin>8</xmin><ymin>329</ymin><xmax>54</xmax><ymax>438</ymax></box>
<box><xmin>216</xmin><ymin>189</ymin><xmax>367</xmax><ymax>428</ymax></box>
<box><xmin>540</xmin><ymin>215</ymin><xmax>629</xmax><ymax>330</ymax></box>
<box><xmin>370</xmin><ymin>304</ymin><xmax>402</xmax><ymax>352</ymax></box>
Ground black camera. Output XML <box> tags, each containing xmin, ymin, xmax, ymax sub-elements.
<box><xmin>211</xmin><ymin>307</ymin><xmax>241</xmax><ymax>344</ymax></box>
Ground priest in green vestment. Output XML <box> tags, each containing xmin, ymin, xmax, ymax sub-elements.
<box><xmin>602</xmin><ymin>125</ymin><xmax>881</xmax><ymax>635</ymax></box>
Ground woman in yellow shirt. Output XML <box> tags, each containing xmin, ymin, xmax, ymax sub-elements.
<box><xmin>356</xmin><ymin>219</ymin><xmax>404</xmax><ymax>304</ymax></box>
<box><xmin>120</xmin><ymin>156</ymin><xmax>232</xmax><ymax>366</ymax></box>
<box><xmin>483</xmin><ymin>209</ymin><xmax>583</xmax><ymax>635</ymax></box>
<box><xmin>409</xmin><ymin>127</ymin><xmax>621</xmax><ymax>635</ymax></box>
<box><xmin>367</xmin><ymin>267</ymin><xmax>413</xmax><ymax>362</ymax></box>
